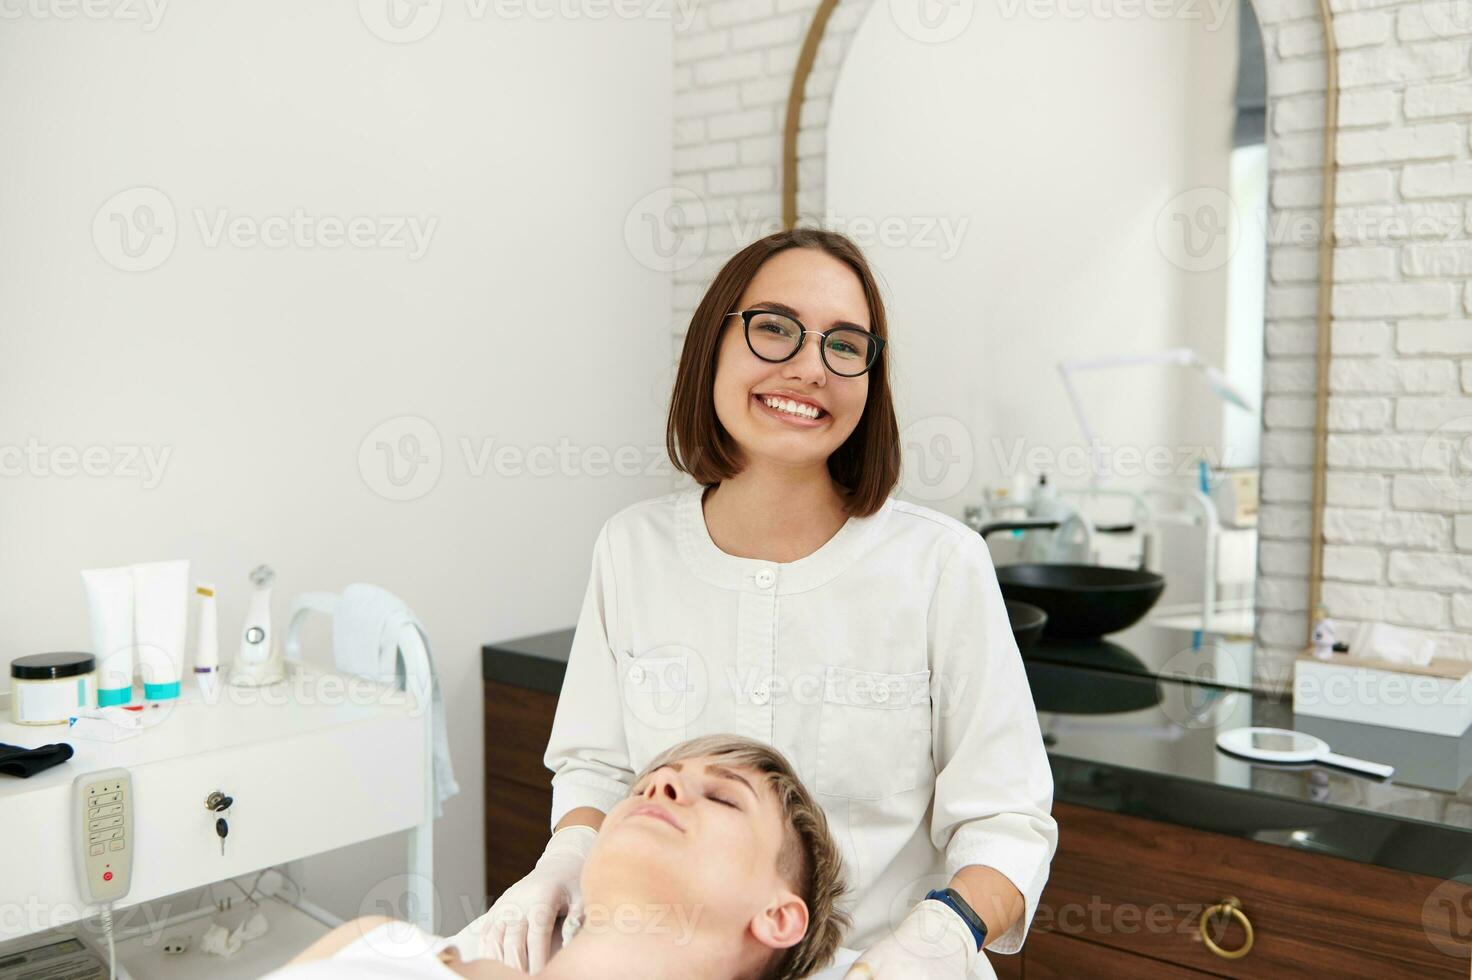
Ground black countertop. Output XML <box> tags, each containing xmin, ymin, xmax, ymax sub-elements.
<box><xmin>483</xmin><ymin>627</ymin><xmax>1472</xmax><ymax>882</ymax></box>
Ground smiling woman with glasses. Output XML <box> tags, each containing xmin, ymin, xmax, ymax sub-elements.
<box><xmin>466</xmin><ymin>227</ymin><xmax>1058</xmax><ymax>980</ymax></box>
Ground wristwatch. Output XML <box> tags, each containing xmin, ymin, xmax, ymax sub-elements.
<box><xmin>925</xmin><ymin>887</ymin><xmax>989</xmax><ymax>952</ymax></box>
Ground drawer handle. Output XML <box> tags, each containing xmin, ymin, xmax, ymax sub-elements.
<box><xmin>1198</xmin><ymin>895</ymin><xmax>1254</xmax><ymax>960</ymax></box>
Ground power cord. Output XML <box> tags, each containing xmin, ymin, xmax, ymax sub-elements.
<box><xmin>99</xmin><ymin>904</ymin><xmax>116</xmax><ymax>980</ymax></box>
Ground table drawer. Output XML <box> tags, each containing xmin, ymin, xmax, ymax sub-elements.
<box><xmin>4</xmin><ymin>704</ymin><xmax>426</xmax><ymax>939</ymax></box>
<box><xmin>1040</xmin><ymin>801</ymin><xmax>1470</xmax><ymax>977</ymax></box>
<box><xmin>1026</xmin><ymin>929</ymin><xmax>1218</xmax><ymax>978</ymax></box>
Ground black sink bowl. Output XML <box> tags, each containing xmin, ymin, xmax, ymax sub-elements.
<box><xmin>996</xmin><ymin>563</ymin><xmax>1165</xmax><ymax>641</ymax></box>
<box><xmin>1006</xmin><ymin>600</ymin><xmax>1048</xmax><ymax>652</ymax></box>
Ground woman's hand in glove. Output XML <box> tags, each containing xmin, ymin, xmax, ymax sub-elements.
<box><xmin>843</xmin><ymin>898</ymin><xmax>983</xmax><ymax>979</ymax></box>
<box><xmin>463</xmin><ymin>824</ymin><xmax>598</xmax><ymax>973</ymax></box>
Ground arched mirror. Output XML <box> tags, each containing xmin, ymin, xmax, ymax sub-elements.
<box><xmin>798</xmin><ymin>0</ymin><xmax>1329</xmax><ymax>687</ymax></box>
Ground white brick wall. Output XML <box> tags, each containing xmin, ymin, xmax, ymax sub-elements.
<box><xmin>669</xmin><ymin>0</ymin><xmax>1472</xmax><ymax>684</ymax></box>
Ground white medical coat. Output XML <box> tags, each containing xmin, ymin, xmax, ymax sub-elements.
<box><xmin>542</xmin><ymin>484</ymin><xmax>1058</xmax><ymax>958</ymax></box>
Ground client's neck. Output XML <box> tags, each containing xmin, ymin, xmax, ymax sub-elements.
<box><xmin>539</xmin><ymin>903</ymin><xmax>752</xmax><ymax>980</ymax></box>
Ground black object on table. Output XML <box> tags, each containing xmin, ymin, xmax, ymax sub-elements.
<box><xmin>0</xmin><ymin>741</ymin><xmax>73</xmax><ymax>777</ymax></box>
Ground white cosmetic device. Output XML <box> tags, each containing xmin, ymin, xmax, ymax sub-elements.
<box><xmin>229</xmin><ymin>565</ymin><xmax>285</xmax><ymax>687</ymax></box>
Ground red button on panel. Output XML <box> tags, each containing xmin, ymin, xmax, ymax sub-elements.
<box><xmin>103</xmin><ymin>872</ymin><xmax>113</xmax><ymax>881</ymax></box>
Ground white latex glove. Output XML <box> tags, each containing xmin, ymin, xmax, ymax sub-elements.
<box><xmin>842</xmin><ymin>899</ymin><xmax>982</xmax><ymax>980</ymax></box>
<box><xmin>470</xmin><ymin>824</ymin><xmax>598</xmax><ymax>973</ymax></box>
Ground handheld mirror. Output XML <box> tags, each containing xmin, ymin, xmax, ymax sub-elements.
<box><xmin>1215</xmin><ymin>726</ymin><xmax>1394</xmax><ymax>779</ymax></box>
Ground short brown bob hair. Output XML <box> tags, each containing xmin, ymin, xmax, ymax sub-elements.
<box><xmin>633</xmin><ymin>733</ymin><xmax>852</xmax><ymax>980</ymax></box>
<box><xmin>665</xmin><ymin>228</ymin><xmax>901</xmax><ymax>518</ymax></box>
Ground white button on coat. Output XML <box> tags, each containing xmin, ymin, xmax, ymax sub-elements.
<box><xmin>543</xmin><ymin>484</ymin><xmax>1058</xmax><ymax>956</ymax></box>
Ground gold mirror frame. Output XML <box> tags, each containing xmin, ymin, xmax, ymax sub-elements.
<box><xmin>782</xmin><ymin>0</ymin><xmax>1341</xmax><ymax>648</ymax></box>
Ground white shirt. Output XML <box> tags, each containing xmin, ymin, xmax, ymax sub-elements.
<box><xmin>542</xmin><ymin>484</ymin><xmax>1058</xmax><ymax>957</ymax></box>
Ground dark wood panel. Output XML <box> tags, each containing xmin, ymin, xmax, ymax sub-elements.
<box><xmin>484</xmin><ymin>680</ymin><xmax>560</xmax><ymax>790</ymax></box>
<box><xmin>1042</xmin><ymin>801</ymin><xmax>1471</xmax><ymax>978</ymax></box>
<box><xmin>1027</xmin><ymin>929</ymin><xmax>1218</xmax><ymax>979</ymax></box>
<box><xmin>990</xmin><ymin>945</ymin><xmax>1023</xmax><ymax>980</ymax></box>
<box><xmin>485</xmin><ymin>776</ymin><xmax>553</xmax><ymax>903</ymax></box>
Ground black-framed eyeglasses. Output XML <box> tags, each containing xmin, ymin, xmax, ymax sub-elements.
<box><xmin>726</xmin><ymin>309</ymin><xmax>886</xmax><ymax>378</ymax></box>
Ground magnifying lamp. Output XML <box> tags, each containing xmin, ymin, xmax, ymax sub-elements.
<box><xmin>1058</xmin><ymin>347</ymin><xmax>1256</xmax><ymax>485</ymax></box>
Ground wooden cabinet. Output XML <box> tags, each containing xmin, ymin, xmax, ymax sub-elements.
<box><xmin>1033</xmin><ymin>801</ymin><xmax>1472</xmax><ymax>978</ymax></box>
<box><xmin>484</xmin><ymin>681</ymin><xmax>1472</xmax><ymax>978</ymax></box>
<box><xmin>483</xmin><ymin>680</ymin><xmax>558</xmax><ymax>901</ymax></box>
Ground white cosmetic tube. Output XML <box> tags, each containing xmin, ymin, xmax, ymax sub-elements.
<box><xmin>82</xmin><ymin>566</ymin><xmax>135</xmax><ymax>707</ymax></box>
<box><xmin>133</xmin><ymin>559</ymin><xmax>190</xmax><ymax>701</ymax></box>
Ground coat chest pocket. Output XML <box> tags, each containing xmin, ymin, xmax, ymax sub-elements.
<box><xmin>815</xmin><ymin>664</ymin><xmax>933</xmax><ymax>800</ymax></box>
<box><xmin>615</xmin><ymin>646</ymin><xmax>695</xmax><ymax>773</ymax></box>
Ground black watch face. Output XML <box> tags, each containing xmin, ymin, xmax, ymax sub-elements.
<box><xmin>946</xmin><ymin>889</ymin><xmax>986</xmax><ymax>933</ymax></box>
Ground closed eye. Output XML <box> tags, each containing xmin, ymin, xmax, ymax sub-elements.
<box><xmin>707</xmin><ymin>792</ymin><xmax>739</xmax><ymax>809</ymax></box>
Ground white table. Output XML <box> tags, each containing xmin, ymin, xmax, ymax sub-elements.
<box><xmin>0</xmin><ymin>662</ymin><xmax>431</xmax><ymax>946</ymax></box>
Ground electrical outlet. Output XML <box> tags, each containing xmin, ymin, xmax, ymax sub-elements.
<box><xmin>162</xmin><ymin>935</ymin><xmax>189</xmax><ymax>955</ymax></box>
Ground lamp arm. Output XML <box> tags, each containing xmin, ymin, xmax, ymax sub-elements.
<box><xmin>1057</xmin><ymin>363</ymin><xmax>1104</xmax><ymax>486</ymax></box>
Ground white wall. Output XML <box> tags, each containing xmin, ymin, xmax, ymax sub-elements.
<box><xmin>0</xmin><ymin>3</ymin><xmax>671</xmax><ymax>932</ymax></box>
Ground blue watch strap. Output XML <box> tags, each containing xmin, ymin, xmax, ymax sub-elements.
<box><xmin>925</xmin><ymin>887</ymin><xmax>988</xmax><ymax>952</ymax></box>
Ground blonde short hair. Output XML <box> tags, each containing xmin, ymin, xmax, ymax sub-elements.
<box><xmin>633</xmin><ymin>734</ymin><xmax>851</xmax><ymax>980</ymax></box>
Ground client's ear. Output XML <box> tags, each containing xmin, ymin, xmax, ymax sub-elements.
<box><xmin>749</xmin><ymin>892</ymin><xmax>808</xmax><ymax>951</ymax></box>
